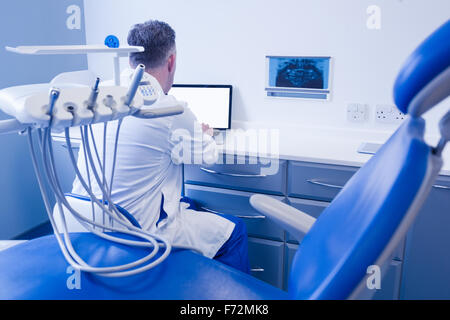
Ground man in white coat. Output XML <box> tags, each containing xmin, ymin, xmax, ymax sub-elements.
<box><xmin>72</xmin><ymin>20</ymin><xmax>250</xmax><ymax>273</ymax></box>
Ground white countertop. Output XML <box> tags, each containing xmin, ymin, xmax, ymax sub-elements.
<box><xmin>216</xmin><ymin>123</ymin><xmax>450</xmax><ymax>176</ymax></box>
<box><xmin>52</xmin><ymin>121</ymin><xmax>450</xmax><ymax>176</ymax></box>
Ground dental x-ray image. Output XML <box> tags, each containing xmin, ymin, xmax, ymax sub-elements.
<box><xmin>267</xmin><ymin>56</ymin><xmax>330</xmax><ymax>90</ymax></box>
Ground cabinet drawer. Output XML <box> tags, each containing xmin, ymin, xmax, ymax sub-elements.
<box><xmin>184</xmin><ymin>184</ymin><xmax>285</xmax><ymax>241</ymax></box>
<box><xmin>184</xmin><ymin>156</ymin><xmax>287</xmax><ymax>195</ymax></box>
<box><xmin>285</xmin><ymin>197</ymin><xmax>329</xmax><ymax>244</ymax></box>
<box><xmin>287</xmin><ymin>161</ymin><xmax>358</xmax><ymax>201</ymax></box>
<box><xmin>248</xmin><ymin>238</ymin><xmax>284</xmax><ymax>289</ymax></box>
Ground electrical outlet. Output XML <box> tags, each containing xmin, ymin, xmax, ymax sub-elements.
<box><xmin>347</xmin><ymin>103</ymin><xmax>369</xmax><ymax>122</ymax></box>
<box><xmin>391</xmin><ymin>109</ymin><xmax>407</xmax><ymax>122</ymax></box>
<box><xmin>375</xmin><ymin>105</ymin><xmax>406</xmax><ymax>124</ymax></box>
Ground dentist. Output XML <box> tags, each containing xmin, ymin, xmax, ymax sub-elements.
<box><xmin>72</xmin><ymin>20</ymin><xmax>250</xmax><ymax>273</ymax></box>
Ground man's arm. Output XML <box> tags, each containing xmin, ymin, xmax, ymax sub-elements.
<box><xmin>169</xmin><ymin>104</ymin><xmax>218</xmax><ymax>165</ymax></box>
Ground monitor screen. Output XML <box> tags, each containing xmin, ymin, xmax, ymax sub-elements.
<box><xmin>169</xmin><ymin>84</ymin><xmax>232</xmax><ymax>130</ymax></box>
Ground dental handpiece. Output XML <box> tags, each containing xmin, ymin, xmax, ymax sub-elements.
<box><xmin>48</xmin><ymin>88</ymin><xmax>60</xmax><ymax>121</ymax></box>
<box><xmin>48</xmin><ymin>88</ymin><xmax>60</xmax><ymax>112</ymax></box>
<box><xmin>87</xmin><ymin>78</ymin><xmax>100</xmax><ymax>109</ymax></box>
<box><xmin>124</xmin><ymin>64</ymin><xmax>145</xmax><ymax>107</ymax></box>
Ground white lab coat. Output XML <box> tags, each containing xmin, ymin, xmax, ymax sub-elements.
<box><xmin>71</xmin><ymin>70</ymin><xmax>235</xmax><ymax>258</ymax></box>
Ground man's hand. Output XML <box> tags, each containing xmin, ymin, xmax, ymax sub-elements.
<box><xmin>202</xmin><ymin>123</ymin><xmax>214</xmax><ymax>136</ymax></box>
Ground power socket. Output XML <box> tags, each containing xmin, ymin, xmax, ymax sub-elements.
<box><xmin>391</xmin><ymin>109</ymin><xmax>407</xmax><ymax>122</ymax></box>
<box><xmin>347</xmin><ymin>103</ymin><xmax>369</xmax><ymax>122</ymax></box>
<box><xmin>375</xmin><ymin>105</ymin><xmax>406</xmax><ymax>124</ymax></box>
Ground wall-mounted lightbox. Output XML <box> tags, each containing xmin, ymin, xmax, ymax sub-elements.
<box><xmin>265</xmin><ymin>56</ymin><xmax>332</xmax><ymax>100</ymax></box>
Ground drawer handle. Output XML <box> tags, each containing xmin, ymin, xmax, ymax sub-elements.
<box><xmin>306</xmin><ymin>179</ymin><xmax>344</xmax><ymax>189</ymax></box>
<box><xmin>433</xmin><ymin>184</ymin><xmax>450</xmax><ymax>190</ymax></box>
<box><xmin>250</xmin><ymin>268</ymin><xmax>265</xmax><ymax>272</ymax></box>
<box><xmin>199</xmin><ymin>167</ymin><xmax>267</xmax><ymax>178</ymax></box>
<box><xmin>308</xmin><ymin>180</ymin><xmax>448</xmax><ymax>191</ymax></box>
<box><xmin>200</xmin><ymin>207</ymin><xmax>265</xmax><ymax>219</ymax></box>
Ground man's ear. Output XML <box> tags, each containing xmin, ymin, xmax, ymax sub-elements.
<box><xmin>167</xmin><ymin>53</ymin><xmax>176</xmax><ymax>73</ymax></box>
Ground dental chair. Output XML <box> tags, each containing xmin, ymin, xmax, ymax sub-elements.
<box><xmin>0</xmin><ymin>21</ymin><xmax>449</xmax><ymax>300</ymax></box>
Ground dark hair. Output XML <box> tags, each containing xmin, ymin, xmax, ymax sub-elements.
<box><xmin>127</xmin><ymin>20</ymin><xmax>176</xmax><ymax>69</ymax></box>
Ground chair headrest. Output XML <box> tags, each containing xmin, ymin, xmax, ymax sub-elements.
<box><xmin>393</xmin><ymin>20</ymin><xmax>450</xmax><ymax>117</ymax></box>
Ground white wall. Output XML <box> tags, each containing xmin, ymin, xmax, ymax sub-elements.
<box><xmin>0</xmin><ymin>0</ymin><xmax>87</xmax><ymax>239</ymax></box>
<box><xmin>84</xmin><ymin>0</ymin><xmax>449</xmax><ymax>136</ymax></box>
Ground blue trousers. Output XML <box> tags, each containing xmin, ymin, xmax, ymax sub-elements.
<box><xmin>180</xmin><ymin>197</ymin><xmax>251</xmax><ymax>274</ymax></box>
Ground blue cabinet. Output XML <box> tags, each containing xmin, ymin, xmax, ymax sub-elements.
<box><xmin>400</xmin><ymin>176</ymin><xmax>450</xmax><ymax>299</ymax></box>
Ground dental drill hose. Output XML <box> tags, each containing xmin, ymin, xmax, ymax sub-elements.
<box><xmin>26</xmin><ymin>85</ymin><xmax>165</xmax><ymax>277</ymax></box>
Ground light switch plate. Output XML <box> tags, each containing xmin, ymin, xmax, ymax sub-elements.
<box><xmin>347</xmin><ymin>103</ymin><xmax>369</xmax><ymax>122</ymax></box>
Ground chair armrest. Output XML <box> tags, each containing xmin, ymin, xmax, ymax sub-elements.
<box><xmin>249</xmin><ymin>194</ymin><xmax>316</xmax><ymax>242</ymax></box>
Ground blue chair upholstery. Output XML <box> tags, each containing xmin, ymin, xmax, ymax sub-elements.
<box><xmin>0</xmin><ymin>21</ymin><xmax>448</xmax><ymax>300</ymax></box>
<box><xmin>394</xmin><ymin>20</ymin><xmax>450</xmax><ymax>114</ymax></box>
<box><xmin>0</xmin><ymin>233</ymin><xmax>288</xmax><ymax>300</ymax></box>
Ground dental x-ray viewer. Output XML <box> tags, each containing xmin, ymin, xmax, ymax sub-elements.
<box><xmin>71</xmin><ymin>20</ymin><xmax>250</xmax><ymax>273</ymax></box>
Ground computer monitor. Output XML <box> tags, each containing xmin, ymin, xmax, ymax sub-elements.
<box><xmin>169</xmin><ymin>84</ymin><xmax>232</xmax><ymax>130</ymax></box>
